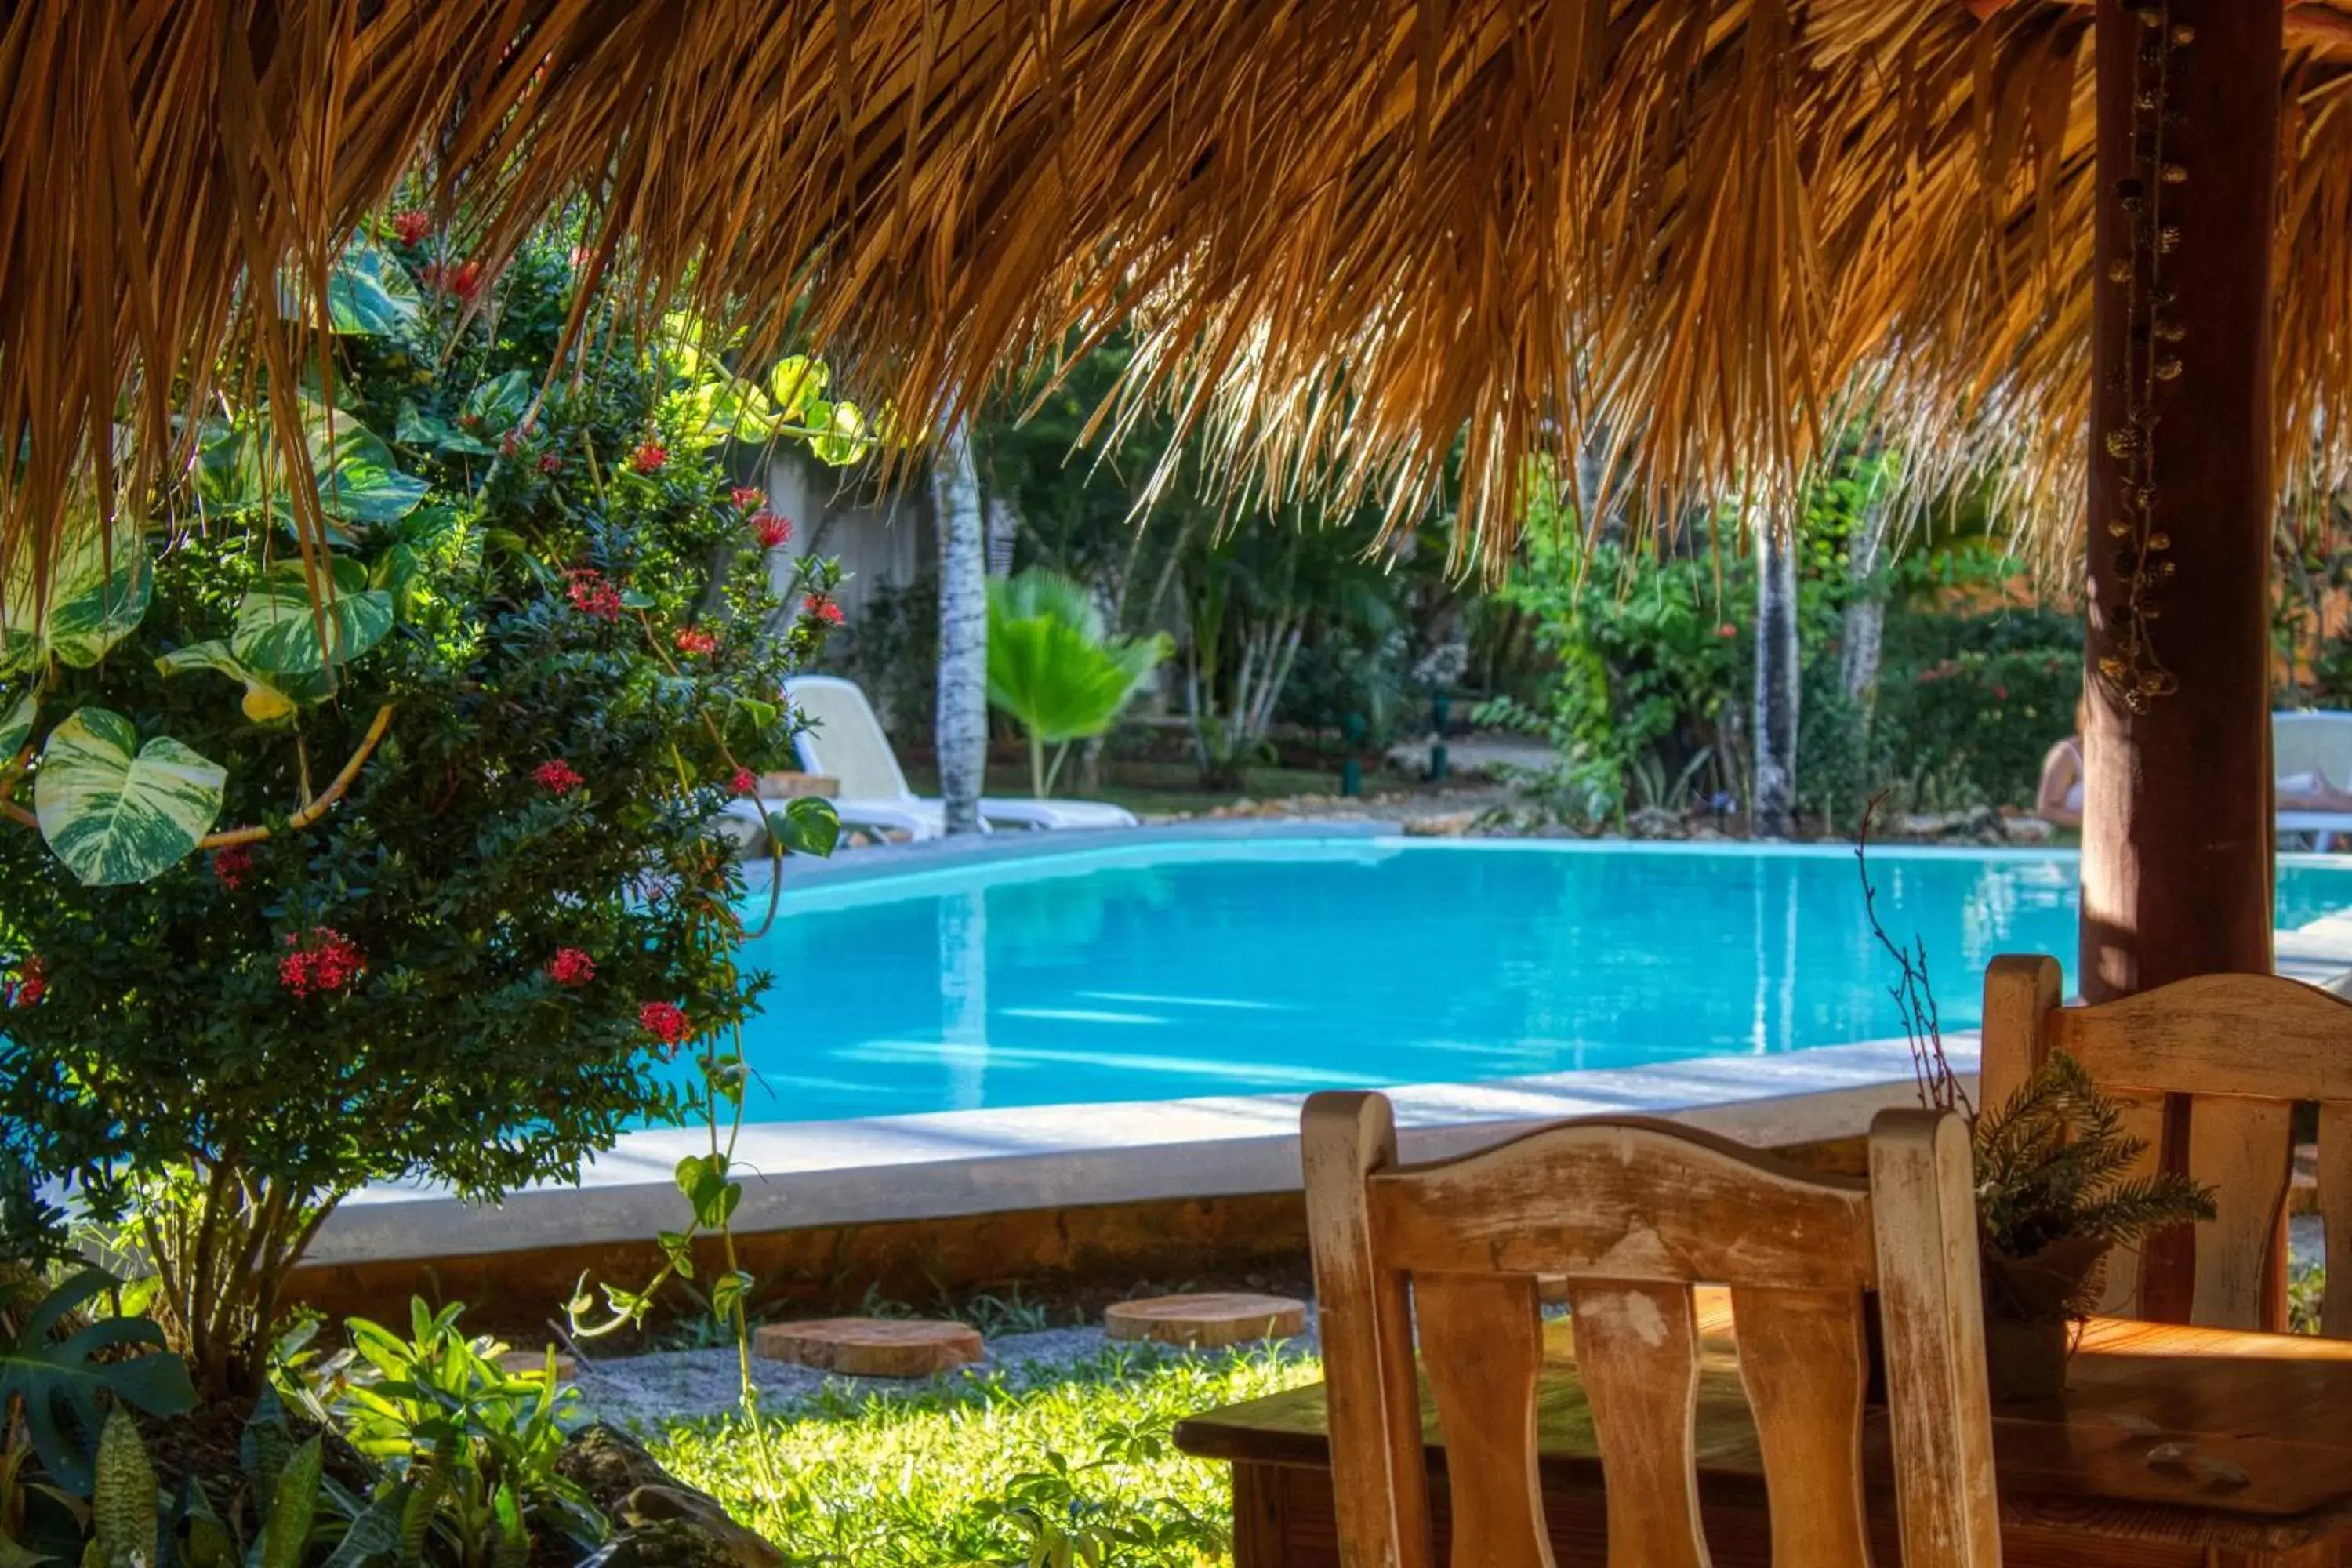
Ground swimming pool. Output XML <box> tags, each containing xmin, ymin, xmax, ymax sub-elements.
<box><xmin>706</xmin><ymin>835</ymin><xmax>2352</xmax><ymax>1126</ymax></box>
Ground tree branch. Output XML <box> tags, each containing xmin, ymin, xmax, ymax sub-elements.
<box><xmin>198</xmin><ymin>704</ymin><xmax>397</xmax><ymax>849</ymax></box>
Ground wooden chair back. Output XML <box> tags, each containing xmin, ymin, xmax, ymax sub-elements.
<box><xmin>1302</xmin><ymin>1095</ymin><xmax>1998</xmax><ymax>1568</ymax></box>
<box><xmin>1982</xmin><ymin>953</ymin><xmax>2352</xmax><ymax>1334</ymax></box>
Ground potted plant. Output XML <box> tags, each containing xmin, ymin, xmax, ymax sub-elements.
<box><xmin>1969</xmin><ymin>1051</ymin><xmax>2214</xmax><ymax>1399</ymax></box>
<box><xmin>1857</xmin><ymin>808</ymin><xmax>2213</xmax><ymax>1400</ymax></box>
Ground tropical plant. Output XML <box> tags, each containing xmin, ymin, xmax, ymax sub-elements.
<box><xmin>987</xmin><ymin>570</ymin><xmax>1170</xmax><ymax>798</ymax></box>
<box><xmin>0</xmin><ymin>220</ymin><xmax>856</xmax><ymax>1396</ymax></box>
<box><xmin>0</xmin><ymin>1269</ymin><xmax>194</xmax><ymax>1495</ymax></box>
<box><xmin>309</xmin><ymin>1301</ymin><xmax>601</xmax><ymax>1568</ymax></box>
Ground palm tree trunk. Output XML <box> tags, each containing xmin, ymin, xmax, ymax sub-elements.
<box><xmin>934</xmin><ymin>423</ymin><xmax>988</xmax><ymax>835</ymax></box>
<box><xmin>1752</xmin><ymin>513</ymin><xmax>1801</xmax><ymax>838</ymax></box>
<box><xmin>1838</xmin><ymin>468</ymin><xmax>1893</xmax><ymax>718</ymax></box>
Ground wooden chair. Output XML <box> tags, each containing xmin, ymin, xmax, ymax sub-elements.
<box><xmin>1303</xmin><ymin>1094</ymin><xmax>1998</xmax><ymax>1568</ymax></box>
<box><xmin>1982</xmin><ymin>953</ymin><xmax>2352</xmax><ymax>1334</ymax></box>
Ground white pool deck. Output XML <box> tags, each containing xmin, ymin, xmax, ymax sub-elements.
<box><xmin>307</xmin><ymin>829</ymin><xmax>2352</xmax><ymax>1268</ymax></box>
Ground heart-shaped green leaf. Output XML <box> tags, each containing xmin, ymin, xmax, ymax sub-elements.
<box><xmin>274</xmin><ymin>402</ymin><xmax>426</xmax><ymax>533</ymax></box>
<box><xmin>809</xmin><ymin>400</ymin><xmax>870</xmax><ymax>466</ymax></box>
<box><xmin>154</xmin><ymin>640</ymin><xmax>330</xmax><ymax>715</ymax></box>
<box><xmin>461</xmin><ymin>370</ymin><xmax>532</xmax><ymax>436</ymax></box>
<box><xmin>770</xmin><ymin>796</ymin><xmax>841</xmax><ymax>858</ymax></box>
<box><xmin>277</xmin><ymin>237</ymin><xmax>421</xmax><ymax>336</ymax></box>
<box><xmin>231</xmin><ymin>557</ymin><xmax>393</xmax><ymax>676</ymax></box>
<box><xmin>0</xmin><ymin>688</ymin><xmax>34</xmax><ymax>758</ymax></box>
<box><xmin>0</xmin><ymin>512</ymin><xmax>152</xmax><ymax>676</ymax></box>
<box><xmin>34</xmin><ymin>708</ymin><xmax>226</xmax><ymax>886</ymax></box>
<box><xmin>769</xmin><ymin>356</ymin><xmax>829</xmax><ymax>423</ymax></box>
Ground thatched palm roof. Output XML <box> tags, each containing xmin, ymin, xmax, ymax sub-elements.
<box><xmin>7</xmin><ymin>0</ymin><xmax>2352</xmax><ymax>577</ymax></box>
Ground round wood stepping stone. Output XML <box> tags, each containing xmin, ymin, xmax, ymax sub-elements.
<box><xmin>1103</xmin><ymin>1293</ymin><xmax>1308</xmax><ymax>1348</ymax></box>
<box><xmin>752</xmin><ymin>1317</ymin><xmax>985</xmax><ymax>1377</ymax></box>
<box><xmin>495</xmin><ymin>1348</ymin><xmax>576</xmax><ymax>1382</ymax></box>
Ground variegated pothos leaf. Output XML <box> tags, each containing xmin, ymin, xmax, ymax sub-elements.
<box><xmin>34</xmin><ymin>708</ymin><xmax>227</xmax><ymax>886</ymax></box>
<box><xmin>232</xmin><ymin>557</ymin><xmax>393</xmax><ymax>676</ymax></box>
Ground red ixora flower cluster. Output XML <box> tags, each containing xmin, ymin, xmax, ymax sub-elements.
<box><xmin>802</xmin><ymin>593</ymin><xmax>844</xmax><ymax>626</ymax></box>
<box><xmin>630</xmin><ymin>441</ymin><xmax>668</xmax><ymax>475</ymax></box>
<box><xmin>729</xmin><ymin>485</ymin><xmax>765</xmax><ymax>511</ymax></box>
<box><xmin>8</xmin><ymin>956</ymin><xmax>45</xmax><ymax>1008</ymax></box>
<box><xmin>390</xmin><ymin>210</ymin><xmax>434</xmax><ymax>245</ymax></box>
<box><xmin>673</xmin><ymin>626</ymin><xmax>719</xmax><ymax>657</ymax></box>
<box><xmin>752</xmin><ymin>512</ymin><xmax>793</xmax><ymax>550</ymax></box>
<box><xmin>731</xmin><ymin>768</ymin><xmax>760</xmax><ymax>797</ymax></box>
<box><xmin>211</xmin><ymin>843</ymin><xmax>254</xmax><ymax>890</ymax></box>
<box><xmin>568</xmin><ymin>569</ymin><xmax>622</xmax><ymax>621</ymax></box>
<box><xmin>546</xmin><ymin>948</ymin><xmax>597</xmax><ymax>987</ymax></box>
<box><xmin>534</xmin><ymin>759</ymin><xmax>584</xmax><ymax>796</ymax></box>
<box><xmin>279</xmin><ymin>929</ymin><xmax>364</xmax><ymax>998</ymax></box>
<box><xmin>639</xmin><ymin>1000</ymin><xmax>691</xmax><ymax>1047</ymax></box>
<box><xmin>1715</xmin><ymin>622</ymin><xmax>1739</xmax><ymax>640</ymax></box>
<box><xmin>537</xmin><ymin>452</ymin><xmax>563</xmax><ymax>475</ymax></box>
<box><xmin>420</xmin><ymin>258</ymin><xmax>486</xmax><ymax>304</ymax></box>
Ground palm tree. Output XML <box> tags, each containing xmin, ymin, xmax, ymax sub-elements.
<box><xmin>933</xmin><ymin>423</ymin><xmax>989</xmax><ymax>834</ymax></box>
<box><xmin>1752</xmin><ymin>510</ymin><xmax>1800</xmax><ymax>838</ymax></box>
<box><xmin>987</xmin><ymin>569</ymin><xmax>1169</xmax><ymax>798</ymax></box>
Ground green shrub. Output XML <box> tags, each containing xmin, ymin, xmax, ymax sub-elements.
<box><xmin>0</xmin><ymin>222</ymin><xmax>855</xmax><ymax>1395</ymax></box>
<box><xmin>1872</xmin><ymin>608</ymin><xmax>2082</xmax><ymax>810</ymax></box>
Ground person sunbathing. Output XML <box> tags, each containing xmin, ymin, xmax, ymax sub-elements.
<box><xmin>2036</xmin><ymin>699</ymin><xmax>2352</xmax><ymax>828</ymax></box>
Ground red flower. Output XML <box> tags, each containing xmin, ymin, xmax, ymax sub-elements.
<box><xmin>534</xmin><ymin>759</ymin><xmax>583</xmax><ymax>796</ymax></box>
<box><xmin>803</xmin><ymin>593</ymin><xmax>844</xmax><ymax>626</ymax></box>
<box><xmin>211</xmin><ymin>844</ymin><xmax>253</xmax><ymax>891</ymax></box>
<box><xmin>422</xmin><ymin>259</ymin><xmax>485</xmax><ymax>304</ymax></box>
<box><xmin>499</xmin><ymin>430</ymin><xmax>524</xmax><ymax>458</ymax></box>
<box><xmin>1993</xmin><ymin>684</ymin><xmax>2009</xmax><ymax>701</ymax></box>
<box><xmin>10</xmin><ymin>956</ymin><xmax>45</xmax><ymax>1008</ymax></box>
<box><xmin>279</xmin><ymin>929</ymin><xmax>363</xmax><ymax>998</ymax></box>
<box><xmin>390</xmin><ymin>210</ymin><xmax>433</xmax><ymax>245</ymax></box>
<box><xmin>1715</xmin><ymin>622</ymin><xmax>1738</xmax><ymax>639</ymax></box>
<box><xmin>729</xmin><ymin>485</ymin><xmax>765</xmax><ymax>512</ymax></box>
<box><xmin>731</xmin><ymin>768</ymin><xmax>760</xmax><ymax>797</ymax></box>
<box><xmin>753</xmin><ymin>512</ymin><xmax>794</xmax><ymax>550</ymax></box>
<box><xmin>537</xmin><ymin>452</ymin><xmax>563</xmax><ymax>475</ymax></box>
<box><xmin>630</xmin><ymin>441</ymin><xmax>668</xmax><ymax>475</ymax></box>
<box><xmin>546</xmin><ymin>948</ymin><xmax>597</xmax><ymax>987</ymax></box>
<box><xmin>639</xmin><ymin>1000</ymin><xmax>691</xmax><ymax>1047</ymax></box>
<box><xmin>673</xmin><ymin>626</ymin><xmax>719</xmax><ymax>657</ymax></box>
<box><xmin>567</xmin><ymin>569</ymin><xmax>623</xmax><ymax>621</ymax></box>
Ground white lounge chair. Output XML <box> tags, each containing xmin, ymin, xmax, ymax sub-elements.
<box><xmin>2274</xmin><ymin>710</ymin><xmax>2352</xmax><ymax>850</ymax></box>
<box><xmin>739</xmin><ymin>674</ymin><xmax>1138</xmax><ymax>843</ymax></box>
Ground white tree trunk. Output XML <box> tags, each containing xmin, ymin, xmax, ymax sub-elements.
<box><xmin>1838</xmin><ymin>488</ymin><xmax>1892</xmax><ymax>713</ymax></box>
<box><xmin>933</xmin><ymin>423</ymin><xmax>989</xmax><ymax>835</ymax></box>
<box><xmin>1752</xmin><ymin>513</ymin><xmax>1802</xmax><ymax>838</ymax></box>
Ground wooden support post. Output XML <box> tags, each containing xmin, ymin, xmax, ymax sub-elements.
<box><xmin>2081</xmin><ymin>0</ymin><xmax>2281</xmax><ymax>1319</ymax></box>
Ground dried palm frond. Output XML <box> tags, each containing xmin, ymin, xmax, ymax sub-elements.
<box><xmin>8</xmin><ymin>0</ymin><xmax>2352</xmax><ymax>604</ymax></box>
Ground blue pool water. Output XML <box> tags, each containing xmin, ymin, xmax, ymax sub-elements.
<box><xmin>706</xmin><ymin>838</ymin><xmax>2352</xmax><ymax>1125</ymax></box>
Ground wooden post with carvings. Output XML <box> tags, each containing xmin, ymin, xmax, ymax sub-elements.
<box><xmin>2080</xmin><ymin>0</ymin><xmax>2281</xmax><ymax>1320</ymax></box>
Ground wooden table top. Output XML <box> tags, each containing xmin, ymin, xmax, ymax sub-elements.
<box><xmin>1173</xmin><ymin>1293</ymin><xmax>2352</xmax><ymax>1554</ymax></box>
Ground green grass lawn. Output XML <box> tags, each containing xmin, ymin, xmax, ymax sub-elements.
<box><xmin>650</xmin><ymin>1343</ymin><xmax>1322</xmax><ymax>1567</ymax></box>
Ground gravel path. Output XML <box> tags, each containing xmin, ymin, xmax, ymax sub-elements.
<box><xmin>569</xmin><ymin>1320</ymin><xmax>1322</xmax><ymax>1432</ymax></box>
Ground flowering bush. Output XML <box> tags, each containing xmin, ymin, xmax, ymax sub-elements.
<box><xmin>0</xmin><ymin>223</ymin><xmax>861</xmax><ymax>1392</ymax></box>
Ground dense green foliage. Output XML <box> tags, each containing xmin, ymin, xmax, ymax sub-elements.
<box><xmin>1484</xmin><ymin>455</ymin><xmax>2082</xmax><ymax>830</ymax></box>
<box><xmin>0</xmin><ymin>222</ymin><xmax>848</xmax><ymax>1391</ymax></box>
